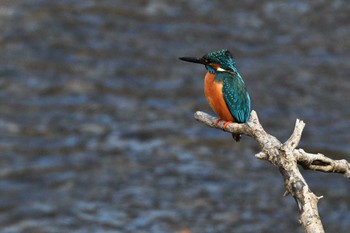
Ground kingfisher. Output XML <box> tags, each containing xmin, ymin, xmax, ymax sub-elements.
<box><xmin>179</xmin><ymin>49</ymin><xmax>251</xmax><ymax>141</ymax></box>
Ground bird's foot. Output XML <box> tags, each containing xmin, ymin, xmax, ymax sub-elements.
<box><xmin>215</xmin><ymin>118</ymin><xmax>232</xmax><ymax>130</ymax></box>
<box><xmin>222</xmin><ymin>121</ymin><xmax>232</xmax><ymax>130</ymax></box>
<box><xmin>215</xmin><ymin>118</ymin><xmax>222</xmax><ymax>126</ymax></box>
<box><xmin>216</xmin><ymin>118</ymin><xmax>240</xmax><ymax>141</ymax></box>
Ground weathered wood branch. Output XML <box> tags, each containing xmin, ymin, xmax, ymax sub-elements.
<box><xmin>194</xmin><ymin>110</ymin><xmax>350</xmax><ymax>233</ymax></box>
<box><xmin>295</xmin><ymin>149</ymin><xmax>350</xmax><ymax>178</ymax></box>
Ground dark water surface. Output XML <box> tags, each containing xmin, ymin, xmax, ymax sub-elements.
<box><xmin>0</xmin><ymin>1</ymin><xmax>349</xmax><ymax>232</ymax></box>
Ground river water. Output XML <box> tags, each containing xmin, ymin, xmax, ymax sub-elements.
<box><xmin>0</xmin><ymin>1</ymin><xmax>349</xmax><ymax>232</ymax></box>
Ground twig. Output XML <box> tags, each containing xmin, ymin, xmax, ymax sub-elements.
<box><xmin>295</xmin><ymin>149</ymin><xmax>350</xmax><ymax>178</ymax></box>
<box><xmin>194</xmin><ymin>110</ymin><xmax>350</xmax><ymax>233</ymax></box>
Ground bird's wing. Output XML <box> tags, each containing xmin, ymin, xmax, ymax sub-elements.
<box><xmin>217</xmin><ymin>72</ymin><xmax>251</xmax><ymax>123</ymax></box>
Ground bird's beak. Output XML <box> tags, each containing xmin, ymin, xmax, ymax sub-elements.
<box><xmin>179</xmin><ymin>56</ymin><xmax>206</xmax><ymax>64</ymax></box>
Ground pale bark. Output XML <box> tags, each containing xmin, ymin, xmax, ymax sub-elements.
<box><xmin>194</xmin><ymin>110</ymin><xmax>350</xmax><ymax>233</ymax></box>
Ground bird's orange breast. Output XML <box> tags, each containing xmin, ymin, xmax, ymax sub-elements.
<box><xmin>204</xmin><ymin>72</ymin><xmax>235</xmax><ymax>122</ymax></box>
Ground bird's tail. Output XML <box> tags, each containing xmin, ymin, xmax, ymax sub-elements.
<box><xmin>232</xmin><ymin>133</ymin><xmax>241</xmax><ymax>142</ymax></box>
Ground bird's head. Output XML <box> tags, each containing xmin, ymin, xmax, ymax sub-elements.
<box><xmin>179</xmin><ymin>49</ymin><xmax>236</xmax><ymax>74</ymax></box>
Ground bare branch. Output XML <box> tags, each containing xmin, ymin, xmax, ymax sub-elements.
<box><xmin>194</xmin><ymin>111</ymin><xmax>250</xmax><ymax>135</ymax></box>
<box><xmin>194</xmin><ymin>110</ymin><xmax>350</xmax><ymax>233</ymax></box>
<box><xmin>282</xmin><ymin>119</ymin><xmax>305</xmax><ymax>151</ymax></box>
<box><xmin>295</xmin><ymin>149</ymin><xmax>350</xmax><ymax>178</ymax></box>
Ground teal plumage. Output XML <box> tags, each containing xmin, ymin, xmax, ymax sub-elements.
<box><xmin>203</xmin><ymin>49</ymin><xmax>236</xmax><ymax>72</ymax></box>
<box><xmin>179</xmin><ymin>49</ymin><xmax>251</xmax><ymax>141</ymax></box>
<box><xmin>217</xmin><ymin>71</ymin><xmax>251</xmax><ymax>123</ymax></box>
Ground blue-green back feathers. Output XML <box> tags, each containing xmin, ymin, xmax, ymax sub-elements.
<box><xmin>179</xmin><ymin>49</ymin><xmax>251</xmax><ymax>124</ymax></box>
<box><xmin>202</xmin><ymin>50</ymin><xmax>250</xmax><ymax>123</ymax></box>
<box><xmin>216</xmin><ymin>71</ymin><xmax>251</xmax><ymax>123</ymax></box>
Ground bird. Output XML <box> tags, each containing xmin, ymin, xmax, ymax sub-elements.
<box><xmin>179</xmin><ymin>49</ymin><xmax>251</xmax><ymax>141</ymax></box>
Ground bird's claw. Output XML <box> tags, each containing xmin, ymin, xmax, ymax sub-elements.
<box><xmin>223</xmin><ymin>121</ymin><xmax>232</xmax><ymax>130</ymax></box>
<box><xmin>215</xmin><ymin>118</ymin><xmax>232</xmax><ymax>130</ymax></box>
<box><xmin>215</xmin><ymin>118</ymin><xmax>222</xmax><ymax>126</ymax></box>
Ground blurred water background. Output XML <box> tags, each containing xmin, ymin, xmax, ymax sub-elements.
<box><xmin>0</xmin><ymin>1</ymin><xmax>349</xmax><ymax>232</ymax></box>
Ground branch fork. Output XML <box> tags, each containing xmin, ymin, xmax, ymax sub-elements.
<box><xmin>194</xmin><ymin>110</ymin><xmax>350</xmax><ymax>233</ymax></box>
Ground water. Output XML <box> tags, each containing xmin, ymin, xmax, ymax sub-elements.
<box><xmin>0</xmin><ymin>1</ymin><xmax>349</xmax><ymax>232</ymax></box>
